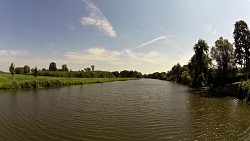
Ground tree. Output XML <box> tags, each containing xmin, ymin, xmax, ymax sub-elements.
<box><xmin>84</xmin><ymin>67</ymin><xmax>91</xmax><ymax>72</ymax></box>
<box><xmin>34</xmin><ymin>67</ymin><xmax>38</xmax><ymax>78</ymax></box>
<box><xmin>211</xmin><ymin>37</ymin><xmax>234</xmax><ymax>79</ymax></box>
<box><xmin>9</xmin><ymin>63</ymin><xmax>15</xmax><ymax>77</ymax></box>
<box><xmin>61</xmin><ymin>64</ymin><xmax>69</xmax><ymax>71</ymax></box>
<box><xmin>15</xmin><ymin>67</ymin><xmax>24</xmax><ymax>74</ymax></box>
<box><xmin>171</xmin><ymin>63</ymin><xmax>183</xmax><ymax>82</ymax></box>
<box><xmin>23</xmin><ymin>65</ymin><xmax>30</xmax><ymax>74</ymax></box>
<box><xmin>91</xmin><ymin>65</ymin><xmax>95</xmax><ymax>71</ymax></box>
<box><xmin>192</xmin><ymin>39</ymin><xmax>210</xmax><ymax>87</ymax></box>
<box><xmin>49</xmin><ymin>62</ymin><xmax>57</xmax><ymax>71</ymax></box>
<box><xmin>233</xmin><ymin>20</ymin><xmax>250</xmax><ymax>71</ymax></box>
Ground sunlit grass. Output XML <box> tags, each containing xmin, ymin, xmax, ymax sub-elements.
<box><xmin>0</xmin><ymin>73</ymin><xmax>137</xmax><ymax>89</ymax></box>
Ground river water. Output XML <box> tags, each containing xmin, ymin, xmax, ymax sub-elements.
<box><xmin>0</xmin><ymin>79</ymin><xmax>250</xmax><ymax>141</ymax></box>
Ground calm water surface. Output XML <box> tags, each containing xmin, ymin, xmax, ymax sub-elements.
<box><xmin>0</xmin><ymin>79</ymin><xmax>250</xmax><ymax>141</ymax></box>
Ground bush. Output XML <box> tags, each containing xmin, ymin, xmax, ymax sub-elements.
<box><xmin>12</xmin><ymin>81</ymin><xmax>21</xmax><ymax>89</ymax></box>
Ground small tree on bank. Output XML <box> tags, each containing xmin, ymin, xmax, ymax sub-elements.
<box><xmin>34</xmin><ymin>67</ymin><xmax>38</xmax><ymax>78</ymax></box>
<box><xmin>91</xmin><ymin>65</ymin><xmax>95</xmax><ymax>71</ymax></box>
<box><xmin>9</xmin><ymin>63</ymin><xmax>15</xmax><ymax>77</ymax></box>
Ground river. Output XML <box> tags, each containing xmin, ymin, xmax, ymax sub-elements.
<box><xmin>0</xmin><ymin>79</ymin><xmax>250</xmax><ymax>141</ymax></box>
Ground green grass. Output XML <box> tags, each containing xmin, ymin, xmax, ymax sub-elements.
<box><xmin>0</xmin><ymin>74</ymin><xmax>137</xmax><ymax>89</ymax></box>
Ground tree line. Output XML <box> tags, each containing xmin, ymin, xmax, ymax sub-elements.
<box><xmin>145</xmin><ymin>20</ymin><xmax>250</xmax><ymax>88</ymax></box>
<box><xmin>8</xmin><ymin>62</ymin><xmax>143</xmax><ymax>78</ymax></box>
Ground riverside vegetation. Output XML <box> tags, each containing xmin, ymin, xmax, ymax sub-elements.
<box><xmin>145</xmin><ymin>20</ymin><xmax>250</xmax><ymax>100</ymax></box>
<box><xmin>1</xmin><ymin>63</ymin><xmax>142</xmax><ymax>89</ymax></box>
<box><xmin>0</xmin><ymin>73</ymin><xmax>137</xmax><ymax>89</ymax></box>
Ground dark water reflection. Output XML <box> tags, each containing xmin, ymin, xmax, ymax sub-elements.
<box><xmin>0</xmin><ymin>79</ymin><xmax>250</xmax><ymax>141</ymax></box>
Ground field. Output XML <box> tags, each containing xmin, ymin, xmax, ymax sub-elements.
<box><xmin>0</xmin><ymin>73</ymin><xmax>137</xmax><ymax>89</ymax></box>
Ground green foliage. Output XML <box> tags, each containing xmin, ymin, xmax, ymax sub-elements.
<box><xmin>23</xmin><ymin>65</ymin><xmax>30</xmax><ymax>74</ymax></box>
<box><xmin>192</xmin><ymin>39</ymin><xmax>210</xmax><ymax>87</ymax></box>
<box><xmin>15</xmin><ymin>67</ymin><xmax>24</xmax><ymax>74</ymax></box>
<box><xmin>37</xmin><ymin>70</ymin><xmax>116</xmax><ymax>78</ymax></box>
<box><xmin>0</xmin><ymin>74</ymin><xmax>137</xmax><ymax>89</ymax></box>
<box><xmin>61</xmin><ymin>64</ymin><xmax>69</xmax><ymax>71</ymax></box>
<box><xmin>34</xmin><ymin>67</ymin><xmax>38</xmax><ymax>78</ymax></box>
<box><xmin>211</xmin><ymin>37</ymin><xmax>235</xmax><ymax>81</ymax></box>
<box><xmin>118</xmin><ymin>70</ymin><xmax>143</xmax><ymax>78</ymax></box>
<box><xmin>9</xmin><ymin>63</ymin><xmax>15</xmax><ymax>76</ymax></box>
<box><xmin>233</xmin><ymin>20</ymin><xmax>250</xmax><ymax>70</ymax></box>
<box><xmin>49</xmin><ymin>62</ymin><xmax>57</xmax><ymax>71</ymax></box>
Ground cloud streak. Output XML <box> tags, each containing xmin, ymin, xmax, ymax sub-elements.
<box><xmin>65</xmin><ymin>47</ymin><xmax>168</xmax><ymax>64</ymax></box>
<box><xmin>0</xmin><ymin>49</ymin><xmax>28</xmax><ymax>56</ymax></box>
<box><xmin>135</xmin><ymin>36</ymin><xmax>167</xmax><ymax>49</ymax></box>
<box><xmin>81</xmin><ymin>0</ymin><xmax>117</xmax><ymax>37</ymax></box>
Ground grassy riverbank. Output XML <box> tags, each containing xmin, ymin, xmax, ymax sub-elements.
<box><xmin>0</xmin><ymin>74</ymin><xmax>137</xmax><ymax>89</ymax></box>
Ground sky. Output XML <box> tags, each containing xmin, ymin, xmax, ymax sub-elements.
<box><xmin>1</xmin><ymin>0</ymin><xmax>250</xmax><ymax>74</ymax></box>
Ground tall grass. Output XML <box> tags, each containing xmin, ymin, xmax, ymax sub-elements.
<box><xmin>0</xmin><ymin>74</ymin><xmax>137</xmax><ymax>89</ymax></box>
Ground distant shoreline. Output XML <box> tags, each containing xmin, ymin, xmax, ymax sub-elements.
<box><xmin>0</xmin><ymin>73</ymin><xmax>138</xmax><ymax>89</ymax></box>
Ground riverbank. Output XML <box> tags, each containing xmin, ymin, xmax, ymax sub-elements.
<box><xmin>209</xmin><ymin>81</ymin><xmax>250</xmax><ymax>99</ymax></box>
<box><xmin>0</xmin><ymin>74</ymin><xmax>137</xmax><ymax>89</ymax></box>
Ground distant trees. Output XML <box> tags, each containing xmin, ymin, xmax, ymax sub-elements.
<box><xmin>23</xmin><ymin>65</ymin><xmax>30</xmax><ymax>74</ymax></box>
<box><xmin>15</xmin><ymin>67</ymin><xmax>24</xmax><ymax>74</ymax></box>
<box><xmin>84</xmin><ymin>67</ymin><xmax>91</xmax><ymax>72</ymax></box>
<box><xmin>61</xmin><ymin>64</ymin><xmax>69</xmax><ymax>71</ymax></box>
<box><xmin>9</xmin><ymin>63</ymin><xmax>15</xmax><ymax>76</ymax></box>
<box><xmin>49</xmin><ymin>62</ymin><xmax>57</xmax><ymax>71</ymax></box>
<box><xmin>34</xmin><ymin>67</ymin><xmax>38</xmax><ymax>78</ymax></box>
<box><xmin>91</xmin><ymin>65</ymin><xmax>95</xmax><ymax>71</ymax></box>
<box><xmin>118</xmin><ymin>70</ymin><xmax>142</xmax><ymax>78</ymax></box>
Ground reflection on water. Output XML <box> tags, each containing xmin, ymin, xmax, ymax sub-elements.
<box><xmin>0</xmin><ymin>79</ymin><xmax>250</xmax><ymax>141</ymax></box>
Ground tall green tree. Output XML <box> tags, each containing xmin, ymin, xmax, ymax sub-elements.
<box><xmin>49</xmin><ymin>62</ymin><xmax>57</xmax><ymax>71</ymax></box>
<box><xmin>34</xmin><ymin>67</ymin><xmax>38</xmax><ymax>78</ymax></box>
<box><xmin>192</xmin><ymin>39</ymin><xmax>210</xmax><ymax>87</ymax></box>
<box><xmin>233</xmin><ymin>20</ymin><xmax>250</xmax><ymax>71</ymax></box>
<box><xmin>9</xmin><ymin>63</ymin><xmax>15</xmax><ymax>77</ymax></box>
<box><xmin>211</xmin><ymin>37</ymin><xmax>234</xmax><ymax>78</ymax></box>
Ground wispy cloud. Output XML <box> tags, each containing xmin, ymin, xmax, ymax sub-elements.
<box><xmin>65</xmin><ymin>47</ymin><xmax>168</xmax><ymax>65</ymax></box>
<box><xmin>0</xmin><ymin>49</ymin><xmax>28</xmax><ymax>56</ymax></box>
<box><xmin>65</xmin><ymin>48</ymin><xmax>122</xmax><ymax>63</ymax></box>
<box><xmin>135</xmin><ymin>36</ymin><xmax>167</xmax><ymax>49</ymax></box>
<box><xmin>81</xmin><ymin>0</ymin><xmax>117</xmax><ymax>37</ymax></box>
<box><xmin>207</xmin><ymin>25</ymin><xmax>219</xmax><ymax>36</ymax></box>
<box><xmin>67</xmin><ymin>24</ymin><xmax>76</xmax><ymax>30</ymax></box>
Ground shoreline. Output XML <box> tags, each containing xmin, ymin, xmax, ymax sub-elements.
<box><xmin>0</xmin><ymin>74</ymin><xmax>138</xmax><ymax>89</ymax></box>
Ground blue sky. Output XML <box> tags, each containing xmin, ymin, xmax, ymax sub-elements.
<box><xmin>1</xmin><ymin>0</ymin><xmax>250</xmax><ymax>73</ymax></box>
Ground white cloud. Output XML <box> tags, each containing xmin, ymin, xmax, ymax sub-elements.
<box><xmin>124</xmin><ymin>49</ymin><xmax>168</xmax><ymax>64</ymax></box>
<box><xmin>135</xmin><ymin>36</ymin><xmax>167</xmax><ymax>49</ymax></box>
<box><xmin>65</xmin><ymin>48</ymin><xmax>122</xmax><ymax>63</ymax></box>
<box><xmin>81</xmin><ymin>0</ymin><xmax>117</xmax><ymax>37</ymax></box>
